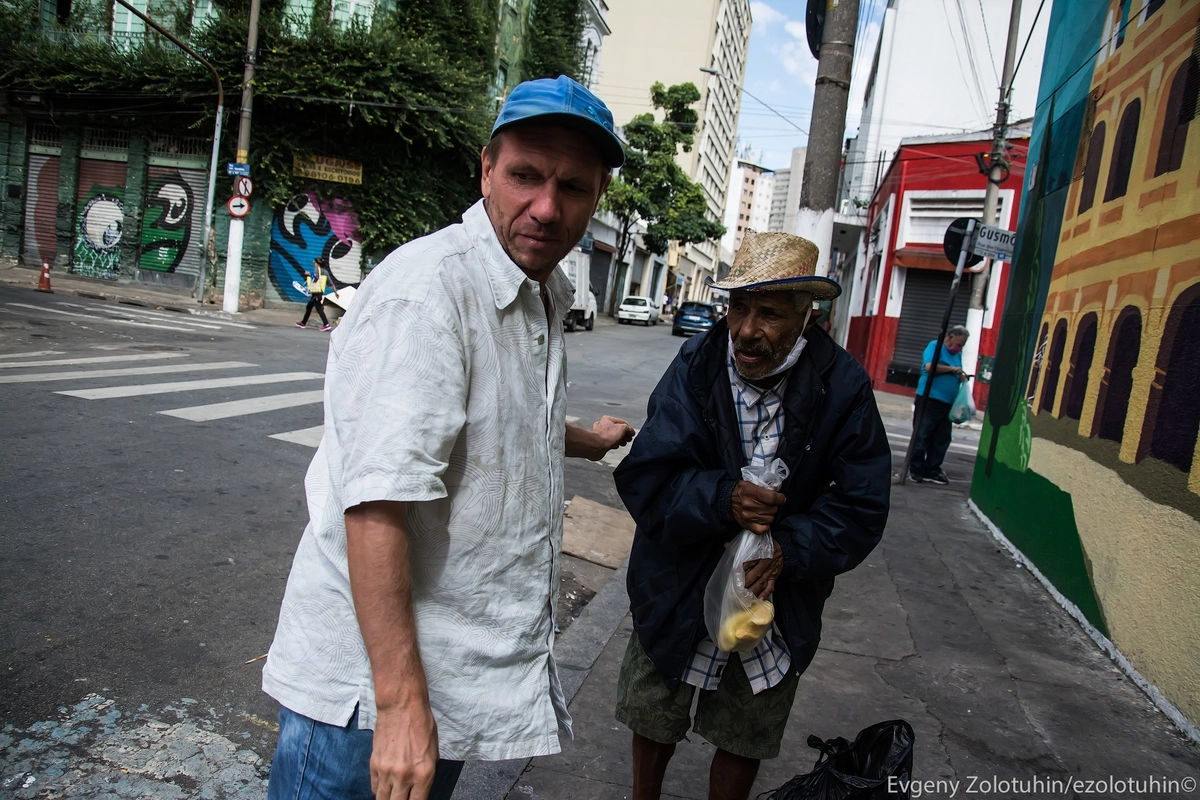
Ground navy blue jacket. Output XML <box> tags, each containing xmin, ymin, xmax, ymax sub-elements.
<box><xmin>614</xmin><ymin>320</ymin><xmax>891</xmax><ymax>687</ymax></box>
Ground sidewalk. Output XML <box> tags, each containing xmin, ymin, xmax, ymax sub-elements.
<box><xmin>479</xmin><ymin>455</ymin><xmax>1200</xmax><ymax>797</ymax></box>
<box><xmin>0</xmin><ymin>264</ymin><xmax>301</xmax><ymax>327</ymax></box>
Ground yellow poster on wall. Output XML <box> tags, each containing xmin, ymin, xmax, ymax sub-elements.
<box><xmin>291</xmin><ymin>154</ymin><xmax>363</xmax><ymax>185</ymax></box>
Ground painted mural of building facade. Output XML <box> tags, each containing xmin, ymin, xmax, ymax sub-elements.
<box><xmin>972</xmin><ymin>0</ymin><xmax>1200</xmax><ymax>733</ymax></box>
<box><xmin>267</xmin><ymin>190</ymin><xmax>363</xmax><ymax>303</ymax></box>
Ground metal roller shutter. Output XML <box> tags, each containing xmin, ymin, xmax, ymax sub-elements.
<box><xmin>887</xmin><ymin>268</ymin><xmax>971</xmax><ymax>387</ymax></box>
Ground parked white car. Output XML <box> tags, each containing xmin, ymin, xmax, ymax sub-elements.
<box><xmin>617</xmin><ymin>296</ymin><xmax>660</xmax><ymax>326</ymax></box>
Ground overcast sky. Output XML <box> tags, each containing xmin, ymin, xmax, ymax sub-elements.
<box><xmin>738</xmin><ymin>0</ymin><xmax>887</xmax><ymax>170</ymax></box>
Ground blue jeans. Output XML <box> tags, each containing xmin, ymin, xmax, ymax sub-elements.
<box><xmin>268</xmin><ymin>705</ymin><xmax>463</xmax><ymax>800</ymax></box>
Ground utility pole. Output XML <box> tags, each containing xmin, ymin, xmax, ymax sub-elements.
<box><xmin>223</xmin><ymin>0</ymin><xmax>262</xmax><ymax>313</ymax></box>
<box><xmin>964</xmin><ymin>0</ymin><xmax>1024</xmax><ymax>388</ymax></box>
<box><xmin>794</xmin><ymin>0</ymin><xmax>859</xmax><ymax>277</ymax></box>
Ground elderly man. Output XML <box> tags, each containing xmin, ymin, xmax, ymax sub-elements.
<box><xmin>613</xmin><ymin>232</ymin><xmax>892</xmax><ymax>800</ymax></box>
<box><xmin>909</xmin><ymin>325</ymin><xmax>971</xmax><ymax>485</ymax></box>
<box><xmin>262</xmin><ymin>75</ymin><xmax>634</xmax><ymax>800</ymax></box>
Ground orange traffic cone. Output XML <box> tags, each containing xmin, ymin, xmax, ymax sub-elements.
<box><xmin>35</xmin><ymin>261</ymin><xmax>53</xmax><ymax>293</ymax></box>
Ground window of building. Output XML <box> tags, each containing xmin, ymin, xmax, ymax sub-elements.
<box><xmin>1040</xmin><ymin>319</ymin><xmax>1069</xmax><ymax>414</ymax></box>
<box><xmin>282</xmin><ymin>0</ymin><xmax>315</xmax><ymax>33</ymax></box>
<box><xmin>1094</xmin><ymin>307</ymin><xmax>1141</xmax><ymax>442</ymax></box>
<box><xmin>1144</xmin><ymin>286</ymin><xmax>1200</xmax><ymax>471</ymax></box>
<box><xmin>192</xmin><ymin>0</ymin><xmax>218</xmax><ymax>30</ymax></box>
<box><xmin>1064</xmin><ymin>313</ymin><xmax>1098</xmax><ymax>420</ymax></box>
<box><xmin>1155</xmin><ymin>58</ymin><xmax>1198</xmax><ymax>176</ymax></box>
<box><xmin>1078</xmin><ymin>121</ymin><xmax>1106</xmax><ymax>213</ymax></box>
<box><xmin>1104</xmin><ymin>99</ymin><xmax>1141</xmax><ymax>202</ymax></box>
<box><xmin>1142</xmin><ymin>0</ymin><xmax>1164</xmax><ymax>21</ymax></box>
<box><xmin>1114</xmin><ymin>0</ymin><xmax>1131</xmax><ymax>49</ymax></box>
<box><xmin>111</xmin><ymin>0</ymin><xmax>147</xmax><ymax>47</ymax></box>
<box><xmin>330</xmin><ymin>0</ymin><xmax>375</xmax><ymax>28</ymax></box>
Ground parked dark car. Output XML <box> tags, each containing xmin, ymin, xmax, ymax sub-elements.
<box><xmin>672</xmin><ymin>301</ymin><xmax>718</xmax><ymax>337</ymax></box>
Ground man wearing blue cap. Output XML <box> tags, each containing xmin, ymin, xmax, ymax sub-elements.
<box><xmin>262</xmin><ymin>75</ymin><xmax>634</xmax><ymax>800</ymax></box>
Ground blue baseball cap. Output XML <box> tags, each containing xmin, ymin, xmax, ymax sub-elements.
<box><xmin>491</xmin><ymin>75</ymin><xmax>625</xmax><ymax>169</ymax></box>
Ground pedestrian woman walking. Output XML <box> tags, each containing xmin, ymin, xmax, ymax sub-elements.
<box><xmin>296</xmin><ymin>258</ymin><xmax>340</xmax><ymax>331</ymax></box>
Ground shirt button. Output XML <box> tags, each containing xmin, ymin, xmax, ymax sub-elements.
<box><xmin>537</xmin><ymin>334</ymin><xmax>545</xmax><ymax>345</ymax></box>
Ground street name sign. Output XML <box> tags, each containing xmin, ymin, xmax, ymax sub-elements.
<box><xmin>971</xmin><ymin>224</ymin><xmax>1016</xmax><ymax>262</ymax></box>
<box><xmin>227</xmin><ymin>195</ymin><xmax>250</xmax><ymax>218</ymax></box>
<box><xmin>236</xmin><ymin>177</ymin><xmax>254</xmax><ymax>197</ymax></box>
<box><xmin>226</xmin><ymin>162</ymin><xmax>251</xmax><ymax>177</ymax></box>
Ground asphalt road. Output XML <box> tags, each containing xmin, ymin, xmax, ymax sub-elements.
<box><xmin>0</xmin><ymin>287</ymin><xmax>682</xmax><ymax>750</ymax></box>
<box><xmin>0</xmin><ymin>285</ymin><xmax>980</xmax><ymax>794</ymax></box>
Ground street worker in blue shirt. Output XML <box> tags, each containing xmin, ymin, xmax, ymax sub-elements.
<box><xmin>263</xmin><ymin>75</ymin><xmax>635</xmax><ymax>800</ymax></box>
<box><xmin>613</xmin><ymin>231</ymin><xmax>892</xmax><ymax>800</ymax></box>
<box><xmin>908</xmin><ymin>325</ymin><xmax>970</xmax><ymax>485</ymax></box>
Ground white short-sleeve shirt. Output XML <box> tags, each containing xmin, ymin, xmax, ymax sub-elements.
<box><xmin>262</xmin><ymin>200</ymin><xmax>576</xmax><ymax>761</ymax></box>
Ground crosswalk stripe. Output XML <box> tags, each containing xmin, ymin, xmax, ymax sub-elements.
<box><xmin>7</xmin><ymin>303</ymin><xmax>202</xmax><ymax>333</ymax></box>
<box><xmin>0</xmin><ymin>353</ymin><xmax>187</xmax><ymax>370</ymax></box>
<box><xmin>56</xmin><ymin>371</ymin><xmax>323</xmax><ymax>400</ymax></box>
<box><xmin>0</xmin><ymin>350</ymin><xmax>65</xmax><ymax>360</ymax></box>
<box><xmin>58</xmin><ymin>302</ymin><xmax>250</xmax><ymax>331</ymax></box>
<box><xmin>0</xmin><ymin>361</ymin><xmax>255</xmax><ymax>385</ymax></box>
<box><xmin>886</xmin><ymin>432</ymin><xmax>978</xmax><ymax>454</ymax></box>
<box><xmin>270</xmin><ymin>425</ymin><xmax>325</xmax><ymax>447</ymax></box>
<box><xmin>160</xmin><ymin>390</ymin><xmax>325</xmax><ymax>421</ymax></box>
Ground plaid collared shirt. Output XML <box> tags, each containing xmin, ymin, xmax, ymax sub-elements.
<box><xmin>681</xmin><ymin>343</ymin><xmax>795</xmax><ymax>695</ymax></box>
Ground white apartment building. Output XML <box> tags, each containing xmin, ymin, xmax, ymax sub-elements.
<box><xmin>767</xmin><ymin>146</ymin><xmax>806</xmax><ymax>232</ymax></box>
<box><xmin>580</xmin><ymin>0</ymin><xmax>612</xmax><ymax>90</ymax></box>
<box><xmin>595</xmin><ymin>0</ymin><xmax>752</xmax><ymax>301</ymax></box>
<box><xmin>721</xmin><ymin>160</ymin><xmax>773</xmax><ymax>255</ymax></box>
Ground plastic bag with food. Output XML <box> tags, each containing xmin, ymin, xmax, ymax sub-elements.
<box><xmin>703</xmin><ymin>458</ymin><xmax>790</xmax><ymax>653</ymax></box>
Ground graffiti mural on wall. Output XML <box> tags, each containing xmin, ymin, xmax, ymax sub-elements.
<box><xmin>971</xmin><ymin>0</ymin><xmax>1200</xmax><ymax>729</ymax></box>
<box><xmin>73</xmin><ymin>159</ymin><xmax>129</xmax><ymax>278</ymax></box>
<box><xmin>22</xmin><ymin>154</ymin><xmax>60</xmax><ymax>268</ymax></box>
<box><xmin>268</xmin><ymin>191</ymin><xmax>362</xmax><ymax>303</ymax></box>
<box><xmin>139</xmin><ymin>170</ymin><xmax>195</xmax><ymax>273</ymax></box>
<box><xmin>73</xmin><ymin>188</ymin><xmax>125</xmax><ymax>278</ymax></box>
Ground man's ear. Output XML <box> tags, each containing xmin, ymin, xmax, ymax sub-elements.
<box><xmin>480</xmin><ymin>145</ymin><xmax>494</xmax><ymax>198</ymax></box>
<box><xmin>592</xmin><ymin>172</ymin><xmax>613</xmax><ymax>213</ymax></box>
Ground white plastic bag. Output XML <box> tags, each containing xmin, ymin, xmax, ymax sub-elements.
<box><xmin>703</xmin><ymin>458</ymin><xmax>790</xmax><ymax>653</ymax></box>
<box><xmin>949</xmin><ymin>380</ymin><xmax>975</xmax><ymax>424</ymax></box>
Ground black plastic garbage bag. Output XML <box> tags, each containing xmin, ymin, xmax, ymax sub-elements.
<box><xmin>758</xmin><ymin>719</ymin><xmax>915</xmax><ymax>800</ymax></box>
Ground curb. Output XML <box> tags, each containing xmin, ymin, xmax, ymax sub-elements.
<box><xmin>453</xmin><ymin>559</ymin><xmax>630</xmax><ymax>800</ymax></box>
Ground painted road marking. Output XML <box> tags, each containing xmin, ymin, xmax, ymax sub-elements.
<box><xmin>58</xmin><ymin>302</ymin><xmax>255</xmax><ymax>331</ymax></box>
<box><xmin>0</xmin><ymin>350</ymin><xmax>65</xmax><ymax>360</ymax></box>
<box><xmin>0</xmin><ymin>361</ymin><xmax>255</xmax><ymax>385</ymax></box>
<box><xmin>0</xmin><ymin>352</ymin><xmax>187</xmax><ymax>370</ymax></box>
<box><xmin>7</xmin><ymin>303</ymin><xmax>202</xmax><ymax>333</ymax></box>
<box><xmin>57</xmin><ymin>371</ymin><xmax>323</xmax><ymax>400</ymax></box>
<box><xmin>160</xmin><ymin>390</ymin><xmax>325</xmax><ymax>421</ymax></box>
<box><xmin>63</xmin><ymin>304</ymin><xmax>224</xmax><ymax>330</ymax></box>
<box><xmin>270</xmin><ymin>425</ymin><xmax>325</xmax><ymax>447</ymax></box>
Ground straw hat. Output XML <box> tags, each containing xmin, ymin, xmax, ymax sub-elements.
<box><xmin>708</xmin><ymin>230</ymin><xmax>841</xmax><ymax>299</ymax></box>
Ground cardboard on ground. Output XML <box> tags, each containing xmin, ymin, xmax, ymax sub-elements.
<box><xmin>562</xmin><ymin>495</ymin><xmax>636</xmax><ymax>569</ymax></box>
<box><xmin>323</xmin><ymin>285</ymin><xmax>357</xmax><ymax>312</ymax></box>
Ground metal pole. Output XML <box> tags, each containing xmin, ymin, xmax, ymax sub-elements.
<box><xmin>110</xmin><ymin>0</ymin><xmax>223</xmax><ymax>306</ymax></box>
<box><xmin>794</xmin><ymin>0</ymin><xmax>860</xmax><ymax>277</ymax></box>
<box><xmin>224</xmin><ymin>0</ymin><xmax>261</xmax><ymax>313</ymax></box>
<box><xmin>899</xmin><ymin>219</ymin><xmax>975</xmax><ymax>485</ymax></box>
<box><xmin>965</xmin><ymin>0</ymin><xmax>1024</xmax><ymax>379</ymax></box>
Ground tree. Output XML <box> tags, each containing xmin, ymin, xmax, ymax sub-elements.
<box><xmin>522</xmin><ymin>0</ymin><xmax>586</xmax><ymax>83</ymax></box>
<box><xmin>601</xmin><ymin>81</ymin><xmax>724</xmax><ymax>314</ymax></box>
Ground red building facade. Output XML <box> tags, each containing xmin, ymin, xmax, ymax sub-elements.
<box><xmin>842</xmin><ymin>129</ymin><xmax>1029</xmax><ymax>407</ymax></box>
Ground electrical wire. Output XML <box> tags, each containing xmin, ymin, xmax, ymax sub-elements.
<box><xmin>1011</xmin><ymin>0</ymin><xmax>1048</xmax><ymax>86</ymax></box>
<box><xmin>977</xmin><ymin>0</ymin><xmax>1000</xmax><ymax>85</ymax></box>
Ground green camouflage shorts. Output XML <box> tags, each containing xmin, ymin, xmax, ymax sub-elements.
<box><xmin>613</xmin><ymin>630</ymin><xmax>800</xmax><ymax>760</ymax></box>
